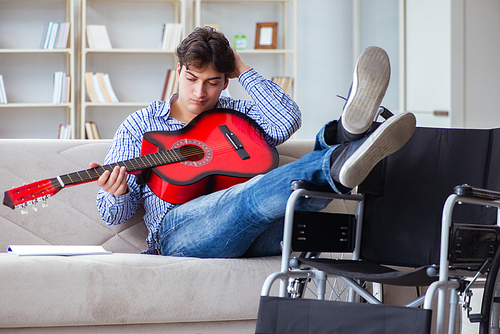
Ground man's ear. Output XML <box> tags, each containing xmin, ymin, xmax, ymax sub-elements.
<box><xmin>176</xmin><ymin>63</ymin><xmax>182</xmax><ymax>80</ymax></box>
<box><xmin>223</xmin><ymin>77</ymin><xmax>229</xmax><ymax>90</ymax></box>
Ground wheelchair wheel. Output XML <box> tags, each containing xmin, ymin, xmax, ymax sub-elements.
<box><xmin>480</xmin><ymin>250</ymin><xmax>500</xmax><ymax>334</ymax></box>
<box><xmin>288</xmin><ymin>252</ymin><xmax>368</xmax><ymax>302</ymax></box>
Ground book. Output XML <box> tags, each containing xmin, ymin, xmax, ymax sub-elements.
<box><xmin>103</xmin><ymin>73</ymin><xmax>119</xmax><ymax>103</ymax></box>
<box><xmin>161</xmin><ymin>69</ymin><xmax>177</xmax><ymax>100</ymax></box>
<box><xmin>85</xmin><ymin>121</ymin><xmax>101</xmax><ymax>139</ymax></box>
<box><xmin>7</xmin><ymin>245</ymin><xmax>111</xmax><ymax>256</ymax></box>
<box><xmin>85</xmin><ymin>72</ymin><xmax>118</xmax><ymax>103</ymax></box>
<box><xmin>85</xmin><ymin>121</ymin><xmax>94</xmax><ymax>139</ymax></box>
<box><xmin>55</xmin><ymin>22</ymin><xmax>71</xmax><ymax>49</ymax></box>
<box><xmin>52</xmin><ymin>71</ymin><xmax>69</xmax><ymax>103</ymax></box>
<box><xmin>40</xmin><ymin>22</ymin><xmax>70</xmax><ymax>49</ymax></box>
<box><xmin>160</xmin><ymin>23</ymin><xmax>183</xmax><ymax>51</ymax></box>
<box><xmin>0</xmin><ymin>75</ymin><xmax>7</xmax><ymax>104</ymax></box>
<box><xmin>47</xmin><ymin>22</ymin><xmax>59</xmax><ymax>50</ymax></box>
<box><xmin>92</xmin><ymin>73</ymin><xmax>106</xmax><ymax>103</ymax></box>
<box><xmin>52</xmin><ymin>72</ymin><xmax>71</xmax><ymax>104</ymax></box>
<box><xmin>64</xmin><ymin>75</ymin><xmax>71</xmax><ymax>103</ymax></box>
<box><xmin>86</xmin><ymin>25</ymin><xmax>112</xmax><ymax>49</ymax></box>
<box><xmin>85</xmin><ymin>72</ymin><xmax>100</xmax><ymax>103</ymax></box>
<box><xmin>272</xmin><ymin>76</ymin><xmax>293</xmax><ymax>94</ymax></box>
<box><xmin>161</xmin><ymin>69</ymin><xmax>172</xmax><ymax>100</ymax></box>
<box><xmin>96</xmin><ymin>72</ymin><xmax>112</xmax><ymax>103</ymax></box>
<box><xmin>57</xmin><ymin>124</ymin><xmax>72</xmax><ymax>139</ymax></box>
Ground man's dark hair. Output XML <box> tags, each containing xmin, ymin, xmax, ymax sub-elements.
<box><xmin>176</xmin><ymin>26</ymin><xmax>235</xmax><ymax>77</ymax></box>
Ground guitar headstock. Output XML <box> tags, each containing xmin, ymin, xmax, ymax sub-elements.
<box><xmin>3</xmin><ymin>178</ymin><xmax>61</xmax><ymax>213</ymax></box>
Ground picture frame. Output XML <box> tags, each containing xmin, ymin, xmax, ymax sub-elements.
<box><xmin>255</xmin><ymin>22</ymin><xmax>277</xmax><ymax>49</ymax></box>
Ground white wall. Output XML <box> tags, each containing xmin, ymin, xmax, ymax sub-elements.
<box><xmin>462</xmin><ymin>0</ymin><xmax>500</xmax><ymax>129</ymax></box>
<box><xmin>3</xmin><ymin>0</ymin><xmax>500</xmax><ymax>139</ymax></box>
<box><xmin>193</xmin><ymin>0</ymin><xmax>355</xmax><ymax>140</ymax></box>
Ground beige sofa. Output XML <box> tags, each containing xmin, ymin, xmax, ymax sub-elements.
<box><xmin>0</xmin><ymin>138</ymin><xmax>355</xmax><ymax>333</ymax></box>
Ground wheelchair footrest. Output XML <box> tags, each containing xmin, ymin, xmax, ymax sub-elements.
<box><xmin>292</xmin><ymin>211</ymin><xmax>355</xmax><ymax>252</ymax></box>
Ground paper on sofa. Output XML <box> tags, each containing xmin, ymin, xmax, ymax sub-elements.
<box><xmin>7</xmin><ymin>245</ymin><xmax>111</xmax><ymax>256</ymax></box>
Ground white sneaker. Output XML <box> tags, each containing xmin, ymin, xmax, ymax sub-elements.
<box><xmin>341</xmin><ymin>46</ymin><xmax>391</xmax><ymax>138</ymax></box>
<box><xmin>336</xmin><ymin>112</ymin><xmax>416</xmax><ymax>189</ymax></box>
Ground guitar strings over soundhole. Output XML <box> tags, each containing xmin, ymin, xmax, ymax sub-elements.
<box><xmin>179</xmin><ymin>144</ymin><xmax>205</xmax><ymax>162</ymax></box>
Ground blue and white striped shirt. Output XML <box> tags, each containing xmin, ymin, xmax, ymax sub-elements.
<box><xmin>96</xmin><ymin>68</ymin><xmax>301</xmax><ymax>254</ymax></box>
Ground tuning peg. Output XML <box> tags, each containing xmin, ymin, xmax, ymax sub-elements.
<box><xmin>20</xmin><ymin>203</ymin><xmax>28</xmax><ymax>215</ymax></box>
<box><xmin>32</xmin><ymin>204</ymin><xmax>38</xmax><ymax>212</ymax></box>
<box><xmin>42</xmin><ymin>201</ymin><xmax>49</xmax><ymax>208</ymax></box>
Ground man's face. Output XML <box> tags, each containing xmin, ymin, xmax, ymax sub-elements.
<box><xmin>175</xmin><ymin>63</ymin><xmax>229</xmax><ymax>121</ymax></box>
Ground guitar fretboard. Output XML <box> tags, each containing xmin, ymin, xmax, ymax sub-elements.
<box><xmin>58</xmin><ymin>148</ymin><xmax>186</xmax><ymax>187</ymax></box>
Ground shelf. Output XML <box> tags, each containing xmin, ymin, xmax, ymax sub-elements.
<box><xmin>0</xmin><ymin>102</ymin><xmax>72</xmax><ymax>108</ymax></box>
<box><xmin>87</xmin><ymin>0</ymin><xmax>179</xmax><ymax>2</ymax></box>
<box><xmin>83</xmin><ymin>102</ymin><xmax>151</xmax><ymax>107</ymax></box>
<box><xmin>0</xmin><ymin>0</ymin><xmax>76</xmax><ymax>138</ymax></box>
<box><xmin>191</xmin><ymin>0</ymin><xmax>297</xmax><ymax>99</ymax></box>
<box><xmin>84</xmin><ymin>48</ymin><xmax>176</xmax><ymax>54</ymax></box>
<box><xmin>0</xmin><ymin>49</ymin><xmax>72</xmax><ymax>54</ymax></box>
<box><xmin>236</xmin><ymin>49</ymin><xmax>293</xmax><ymax>54</ymax></box>
<box><xmin>80</xmin><ymin>0</ymin><xmax>184</xmax><ymax>138</ymax></box>
<box><xmin>194</xmin><ymin>0</ymin><xmax>294</xmax><ymax>2</ymax></box>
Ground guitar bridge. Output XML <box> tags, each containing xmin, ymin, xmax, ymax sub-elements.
<box><xmin>219</xmin><ymin>125</ymin><xmax>250</xmax><ymax>160</ymax></box>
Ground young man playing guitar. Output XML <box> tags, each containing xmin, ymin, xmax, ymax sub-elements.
<box><xmin>91</xmin><ymin>27</ymin><xmax>416</xmax><ymax>257</ymax></box>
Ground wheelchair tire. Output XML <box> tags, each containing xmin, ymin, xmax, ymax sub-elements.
<box><xmin>288</xmin><ymin>252</ymin><xmax>364</xmax><ymax>302</ymax></box>
<box><xmin>480</xmin><ymin>250</ymin><xmax>500</xmax><ymax>334</ymax></box>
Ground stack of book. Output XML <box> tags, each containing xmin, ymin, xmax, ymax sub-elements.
<box><xmin>161</xmin><ymin>69</ymin><xmax>178</xmax><ymax>100</ymax></box>
<box><xmin>57</xmin><ymin>124</ymin><xmax>72</xmax><ymax>139</ymax></box>
<box><xmin>86</xmin><ymin>25</ymin><xmax>112</xmax><ymax>49</ymax></box>
<box><xmin>0</xmin><ymin>75</ymin><xmax>7</xmax><ymax>104</ymax></box>
<box><xmin>160</xmin><ymin>23</ymin><xmax>183</xmax><ymax>51</ymax></box>
<box><xmin>272</xmin><ymin>77</ymin><xmax>293</xmax><ymax>95</ymax></box>
<box><xmin>85</xmin><ymin>72</ymin><xmax>119</xmax><ymax>103</ymax></box>
<box><xmin>40</xmin><ymin>22</ymin><xmax>71</xmax><ymax>49</ymax></box>
<box><xmin>52</xmin><ymin>71</ymin><xmax>71</xmax><ymax>104</ymax></box>
<box><xmin>85</xmin><ymin>121</ymin><xmax>101</xmax><ymax>139</ymax></box>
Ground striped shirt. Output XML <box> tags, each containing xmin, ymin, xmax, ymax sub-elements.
<box><xmin>96</xmin><ymin>68</ymin><xmax>301</xmax><ymax>254</ymax></box>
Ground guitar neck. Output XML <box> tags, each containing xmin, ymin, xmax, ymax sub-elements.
<box><xmin>58</xmin><ymin>148</ymin><xmax>187</xmax><ymax>187</ymax></box>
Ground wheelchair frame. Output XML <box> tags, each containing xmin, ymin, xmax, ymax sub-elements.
<box><xmin>260</xmin><ymin>182</ymin><xmax>500</xmax><ymax>334</ymax></box>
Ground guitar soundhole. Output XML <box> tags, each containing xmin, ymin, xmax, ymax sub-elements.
<box><xmin>172</xmin><ymin>139</ymin><xmax>212</xmax><ymax>167</ymax></box>
<box><xmin>180</xmin><ymin>145</ymin><xmax>204</xmax><ymax>161</ymax></box>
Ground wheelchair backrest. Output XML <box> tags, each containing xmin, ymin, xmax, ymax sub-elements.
<box><xmin>359</xmin><ymin>126</ymin><xmax>500</xmax><ymax>267</ymax></box>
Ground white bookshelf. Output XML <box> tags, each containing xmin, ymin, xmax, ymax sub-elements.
<box><xmin>190</xmin><ymin>0</ymin><xmax>297</xmax><ymax>99</ymax></box>
<box><xmin>0</xmin><ymin>0</ymin><xmax>76</xmax><ymax>138</ymax></box>
<box><xmin>80</xmin><ymin>0</ymin><xmax>185</xmax><ymax>139</ymax></box>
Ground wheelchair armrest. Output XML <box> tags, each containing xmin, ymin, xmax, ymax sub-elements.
<box><xmin>290</xmin><ymin>180</ymin><xmax>336</xmax><ymax>193</ymax></box>
<box><xmin>454</xmin><ymin>184</ymin><xmax>500</xmax><ymax>201</ymax></box>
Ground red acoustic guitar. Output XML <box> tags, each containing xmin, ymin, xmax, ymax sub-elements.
<box><xmin>3</xmin><ymin>109</ymin><xmax>279</xmax><ymax>212</ymax></box>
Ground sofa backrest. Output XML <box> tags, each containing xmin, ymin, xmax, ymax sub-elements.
<box><xmin>0</xmin><ymin>138</ymin><xmax>318</xmax><ymax>253</ymax></box>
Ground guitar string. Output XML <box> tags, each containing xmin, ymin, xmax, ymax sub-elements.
<box><xmin>63</xmin><ymin>140</ymin><xmax>239</xmax><ymax>184</ymax></box>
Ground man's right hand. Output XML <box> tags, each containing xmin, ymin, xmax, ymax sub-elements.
<box><xmin>89</xmin><ymin>162</ymin><xmax>129</xmax><ymax>196</ymax></box>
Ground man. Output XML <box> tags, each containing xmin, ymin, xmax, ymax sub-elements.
<box><xmin>91</xmin><ymin>27</ymin><xmax>415</xmax><ymax>257</ymax></box>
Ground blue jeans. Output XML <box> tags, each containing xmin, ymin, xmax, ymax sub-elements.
<box><xmin>158</xmin><ymin>123</ymin><xmax>344</xmax><ymax>258</ymax></box>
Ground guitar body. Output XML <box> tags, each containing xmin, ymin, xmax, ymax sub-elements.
<box><xmin>140</xmin><ymin>109</ymin><xmax>279</xmax><ymax>204</ymax></box>
<box><xmin>3</xmin><ymin>109</ymin><xmax>279</xmax><ymax>211</ymax></box>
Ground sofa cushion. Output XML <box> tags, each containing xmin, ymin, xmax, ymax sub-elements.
<box><xmin>0</xmin><ymin>138</ymin><xmax>318</xmax><ymax>328</ymax></box>
<box><xmin>0</xmin><ymin>253</ymin><xmax>280</xmax><ymax>327</ymax></box>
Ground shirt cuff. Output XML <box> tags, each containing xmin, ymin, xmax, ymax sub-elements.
<box><xmin>103</xmin><ymin>188</ymin><xmax>130</xmax><ymax>205</ymax></box>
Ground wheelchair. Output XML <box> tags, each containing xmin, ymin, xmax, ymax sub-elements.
<box><xmin>257</xmin><ymin>124</ymin><xmax>500</xmax><ymax>334</ymax></box>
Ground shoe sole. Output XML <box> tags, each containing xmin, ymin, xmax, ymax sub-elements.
<box><xmin>342</xmin><ymin>46</ymin><xmax>391</xmax><ymax>135</ymax></box>
<box><xmin>339</xmin><ymin>112</ymin><xmax>416</xmax><ymax>189</ymax></box>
